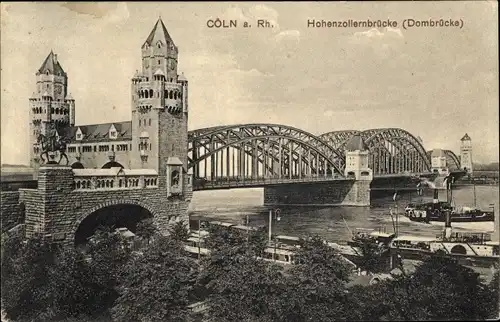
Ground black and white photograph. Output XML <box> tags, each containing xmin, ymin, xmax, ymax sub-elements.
<box><xmin>1</xmin><ymin>2</ymin><xmax>499</xmax><ymax>321</ymax></box>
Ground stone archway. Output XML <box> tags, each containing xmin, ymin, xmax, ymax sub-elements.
<box><xmin>73</xmin><ymin>200</ymin><xmax>158</xmax><ymax>245</ymax></box>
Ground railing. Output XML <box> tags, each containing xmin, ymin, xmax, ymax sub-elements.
<box><xmin>193</xmin><ymin>174</ymin><xmax>348</xmax><ymax>189</ymax></box>
<box><xmin>73</xmin><ymin>168</ymin><xmax>159</xmax><ymax>191</ymax></box>
<box><xmin>374</xmin><ymin>172</ymin><xmax>431</xmax><ymax>178</ymax></box>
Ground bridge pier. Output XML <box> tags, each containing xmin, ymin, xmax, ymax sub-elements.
<box><xmin>263</xmin><ymin>179</ymin><xmax>372</xmax><ymax>207</ymax></box>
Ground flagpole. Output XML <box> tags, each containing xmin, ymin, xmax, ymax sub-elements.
<box><xmin>268</xmin><ymin>209</ymin><xmax>272</xmax><ymax>244</ymax></box>
<box><xmin>198</xmin><ymin>219</ymin><xmax>201</xmax><ymax>260</ymax></box>
<box><xmin>393</xmin><ymin>191</ymin><xmax>399</xmax><ymax>236</ymax></box>
<box><xmin>246</xmin><ymin>213</ymin><xmax>249</xmax><ymax>251</ymax></box>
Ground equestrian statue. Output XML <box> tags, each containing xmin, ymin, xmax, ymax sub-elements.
<box><xmin>37</xmin><ymin>130</ymin><xmax>70</xmax><ymax>165</ymax></box>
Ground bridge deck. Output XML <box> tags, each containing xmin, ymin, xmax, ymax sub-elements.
<box><xmin>193</xmin><ymin>175</ymin><xmax>350</xmax><ymax>191</ymax></box>
<box><xmin>193</xmin><ymin>172</ymin><xmax>432</xmax><ymax>191</ymax></box>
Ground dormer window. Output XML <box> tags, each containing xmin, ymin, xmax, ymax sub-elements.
<box><xmin>76</xmin><ymin>127</ymin><xmax>83</xmax><ymax>141</ymax></box>
<box><xmin>46</xmin><ymin>70</ymin><xmax>49</xmax><ymax>75</ymax></box>
<box><xmin>109</xmin><ymin>124</ymin><xmax>118</xmax><ymax>139</ymax></box>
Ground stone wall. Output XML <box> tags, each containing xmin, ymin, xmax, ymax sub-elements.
<box><xmin>17</xmin><ymin>165</ymin><xmax>192</xmax><ymax>246</ymax></box>
<box><xmin>263</xmin><ymin>179</ymin><xmax>371</xmax><ymax>207</ymax></box>
<box><xmin>0</xmin><ymin>191</ymin><xmax>22</xmax><ymax>233</ymax></box>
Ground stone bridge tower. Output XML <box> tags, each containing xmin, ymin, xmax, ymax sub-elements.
<box><xmin>460</xmin><ymin>133</ymin><xmax>473</xmax><ymax>175</ymax></box>
<box><xmin>11</xmin><ymin>18</ymin><xmax>193</xmax><ymax>247</ymax></box>
<box><xmin>29</xmin><ymin>51</ymin><xmax>75</xmax><ymax>175</ymax></box>
<box><xmin>131</xmin><ymin>17</ymin><xmax>189</xmax><ymax>191</ymax></box>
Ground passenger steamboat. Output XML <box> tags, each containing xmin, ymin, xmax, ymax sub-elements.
<box><xmin>404</xmin><ymin>184</ymin><xmax>495</xmax><ymax>223</ymax></box>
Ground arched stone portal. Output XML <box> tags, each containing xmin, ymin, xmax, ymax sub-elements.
<box><xmin>74</xmin><ymin>203</ymin><xmax>153</xmax><ymax>245</ymax></box>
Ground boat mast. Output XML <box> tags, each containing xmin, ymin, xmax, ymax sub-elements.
<box><xmin>473</xmin><ymin>180</ymin><xmax>477</xmax><ymax>208</ymax></box>
<box><xmin>449</xmin><ymin>176</ymin><xmax>453</xmax><ymax>205</ymax></box>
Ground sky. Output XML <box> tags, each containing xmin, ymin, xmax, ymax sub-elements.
<box><xmin>1</xmin><ymin>1</ymin><xmax>498</xmax><ymax>165</ymax></box>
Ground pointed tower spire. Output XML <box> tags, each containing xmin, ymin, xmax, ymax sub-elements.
<box><xmin>143</xmin><ymin>17</ymin><xmax>176</xmax><ymax>48</ymax></box>
<box><xmin>38</xmin><ymin>51</ymin><xmax>66</xmax><ymax>76</ymax></box>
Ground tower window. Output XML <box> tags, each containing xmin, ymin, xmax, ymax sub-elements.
<box><xmin>158</xmin><ymin>60</ymin><xmax>161</xmax><ymax>65</ymax></box>
<box><xmin>139</xmin><ymin>120</ymin><xmax>141</xmax><ymax>126</ymax></box>
<box><xmin>149</xmin><ymin>119</ymin><xmax>151</xmax><ymax>126</ymax></box>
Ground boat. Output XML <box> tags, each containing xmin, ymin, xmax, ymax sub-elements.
<box><xmin>404</xmin><ymin>187</ymin><xmax>495</xmax><ymax>223</ymax></box>
<box><xmin>390</xmin><ymin>209</ymin><xmax>499</xmax><ymax>270</ymax></box>
<box><xmin>405</xmin><ymin>202</ymin><xmax>495</xmax><ymax>223</ymax></box>
<box><xmin>390</xmin><ymin>231</ymin><xmax>499</xmax><ymax>258</ymax></box>
<box><xmin>347</xmin><ymin>228</ymin><xmax>395</xmax><ymax>249</ymax></box>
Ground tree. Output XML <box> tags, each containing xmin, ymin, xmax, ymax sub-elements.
<box><xmin>285</xmin><ymin>236</ymin><xmax>355</xmax><ymax>321</ymax></box>
<box><xmin>355</xmin><ymin>238</ymin><xmax>389</xmax><ymax>273</ymax></box>
<box><xmin>486</xmin><ymin>267</ymin><xmax>500</xmax><ymax>319</ymax></box>
<box><xmin>1</xmin><ymin>234</ymin><xmax>58</xmax><ymax>321</ymax></box>
<box><xmin>84</xmin><ymin>228</ymin><xmax>132</xmax><ymax>316</ymax></box>
<box><xmin>203</xmin><ymin>223</ymin><xmax>267</xmax><ymax>256</ymax></box>
<box><xmin>350</xmin><ymin>254</ymin><xmax>496</xmax><ymax>321</ymax></box>
<box><xmin>198</xmin><ymin>225</ymin><xmax>291</xmax><ymax>322</ymax></box>
<box><xmin>168</xmin><ymin>220</ymin><xmax>191</xmax><ymax>242</ymax></box>
<box><xmin>42</xmin><ymin>246</ymin><xmax>103</xmax><ymax>321</ymax></box>
<box><xmin>205</xmin><ymin>255</ymin><xmax>292</xmax><ymax>322</ymax></box>
<box><xmin>135</xmin><ymin>218</ymin><xmax>158</xmax><ymax>245</ymax></box>
<box><xmin>111</xmin><ymin>235</ymin><xmax>197</xmax><ymax>322</ymax></box>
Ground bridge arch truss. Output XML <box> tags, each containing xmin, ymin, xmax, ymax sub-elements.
<box><xmin>426</xmin><ymin>149</ymin><xmax>461</xmax><ymax>170</ymax></box>
<box><xmin>188</xmin><ymin>124</ymin><xmax>346</xmax><ymax>183</ymax></box>
<box><xmin>319</xmin><ymin>128</ymin><xmax>432</xmax><ymax>175</ymax></box>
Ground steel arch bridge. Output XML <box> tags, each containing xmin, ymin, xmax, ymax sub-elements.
<box><xmin>187</xmin><ymin>124</ymin><xmax>434</xmax><ymax>190</ymax></box>
<box><xmin>425</xmin><ymin>149</ymin><xmax>461</xmax><ymax>170</ymax></box>
<box><xmin>318</xmin><ymin>128</ymin><xmax>432</xmax><ymax>176</ymax></box>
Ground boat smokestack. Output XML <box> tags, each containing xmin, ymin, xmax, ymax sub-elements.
<box><xmin>444</xmin><ymin>210</ymin><xmax>452</xmax><ymax>239</ymax></box>
<box><xmin>433</xmin><ymin>189</ymin><xmax>439</xmax><ymax>204</ymax></box>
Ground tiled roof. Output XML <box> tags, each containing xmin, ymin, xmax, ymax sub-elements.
<box><xmin>144</xmin><ymin>18</ymin><xmax>176</xmax><ymax>48</ymax></box>
<box><xmin>345</xmin><ymin>134</ymin><xmax>367</xmax><ymax>151</ymax></box>
<box><xmin>431</xmin><ymin>149</ymin><xmax>446</xmax><ymax>157</ymax></box>
<box><xmin>37</xmin><ymin>51</ymin><xmax>66</xmax><ymax>76</ymax></box>
<box><xmin>63</xmin><ymin>121</ymin><xmax>132</xmax><ymax>143</ymax></box>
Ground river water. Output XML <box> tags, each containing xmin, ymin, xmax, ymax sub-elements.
<box><xmin>189</xmin><ymin>185</ymin><xmax>499</xmax><ymax>242</ymax></box>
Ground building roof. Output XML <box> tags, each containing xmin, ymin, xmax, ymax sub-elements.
<box><xmin>461</xmin><ymin>133</ymin><xmax>471</xmax><ymax>141</ymax></box>
<box><xmin>144</xmin><ymin>17</ymin><xmax>176</xmax><ymax>48</ymax></box>
<box><xmin>63</xmin><ymin>121</ymin><xmax>132</xmax><ymax>143</ymax></box>
<box><xmin>178</xmin><ymin>72</ymin><xmax>187</xmax><ymax>81</ymax></box>
<box><xmin>431</xmin><ymin>149</ymin><xmax>446</xmax><ymax>157</ymax></box>
<box><xmin>345</xmin><ymin>134</ymin><xmax>367</xmax><ymax>151</ymax></box>
<box><xmin>37</xmin><ymin>51</ymin><xmax>66</xmax><ymax>76</ymax></box>
<box><xmin>167</xmin><ymin>156</ymin><xmax>183</xmax><ymax>166</ymax></box>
